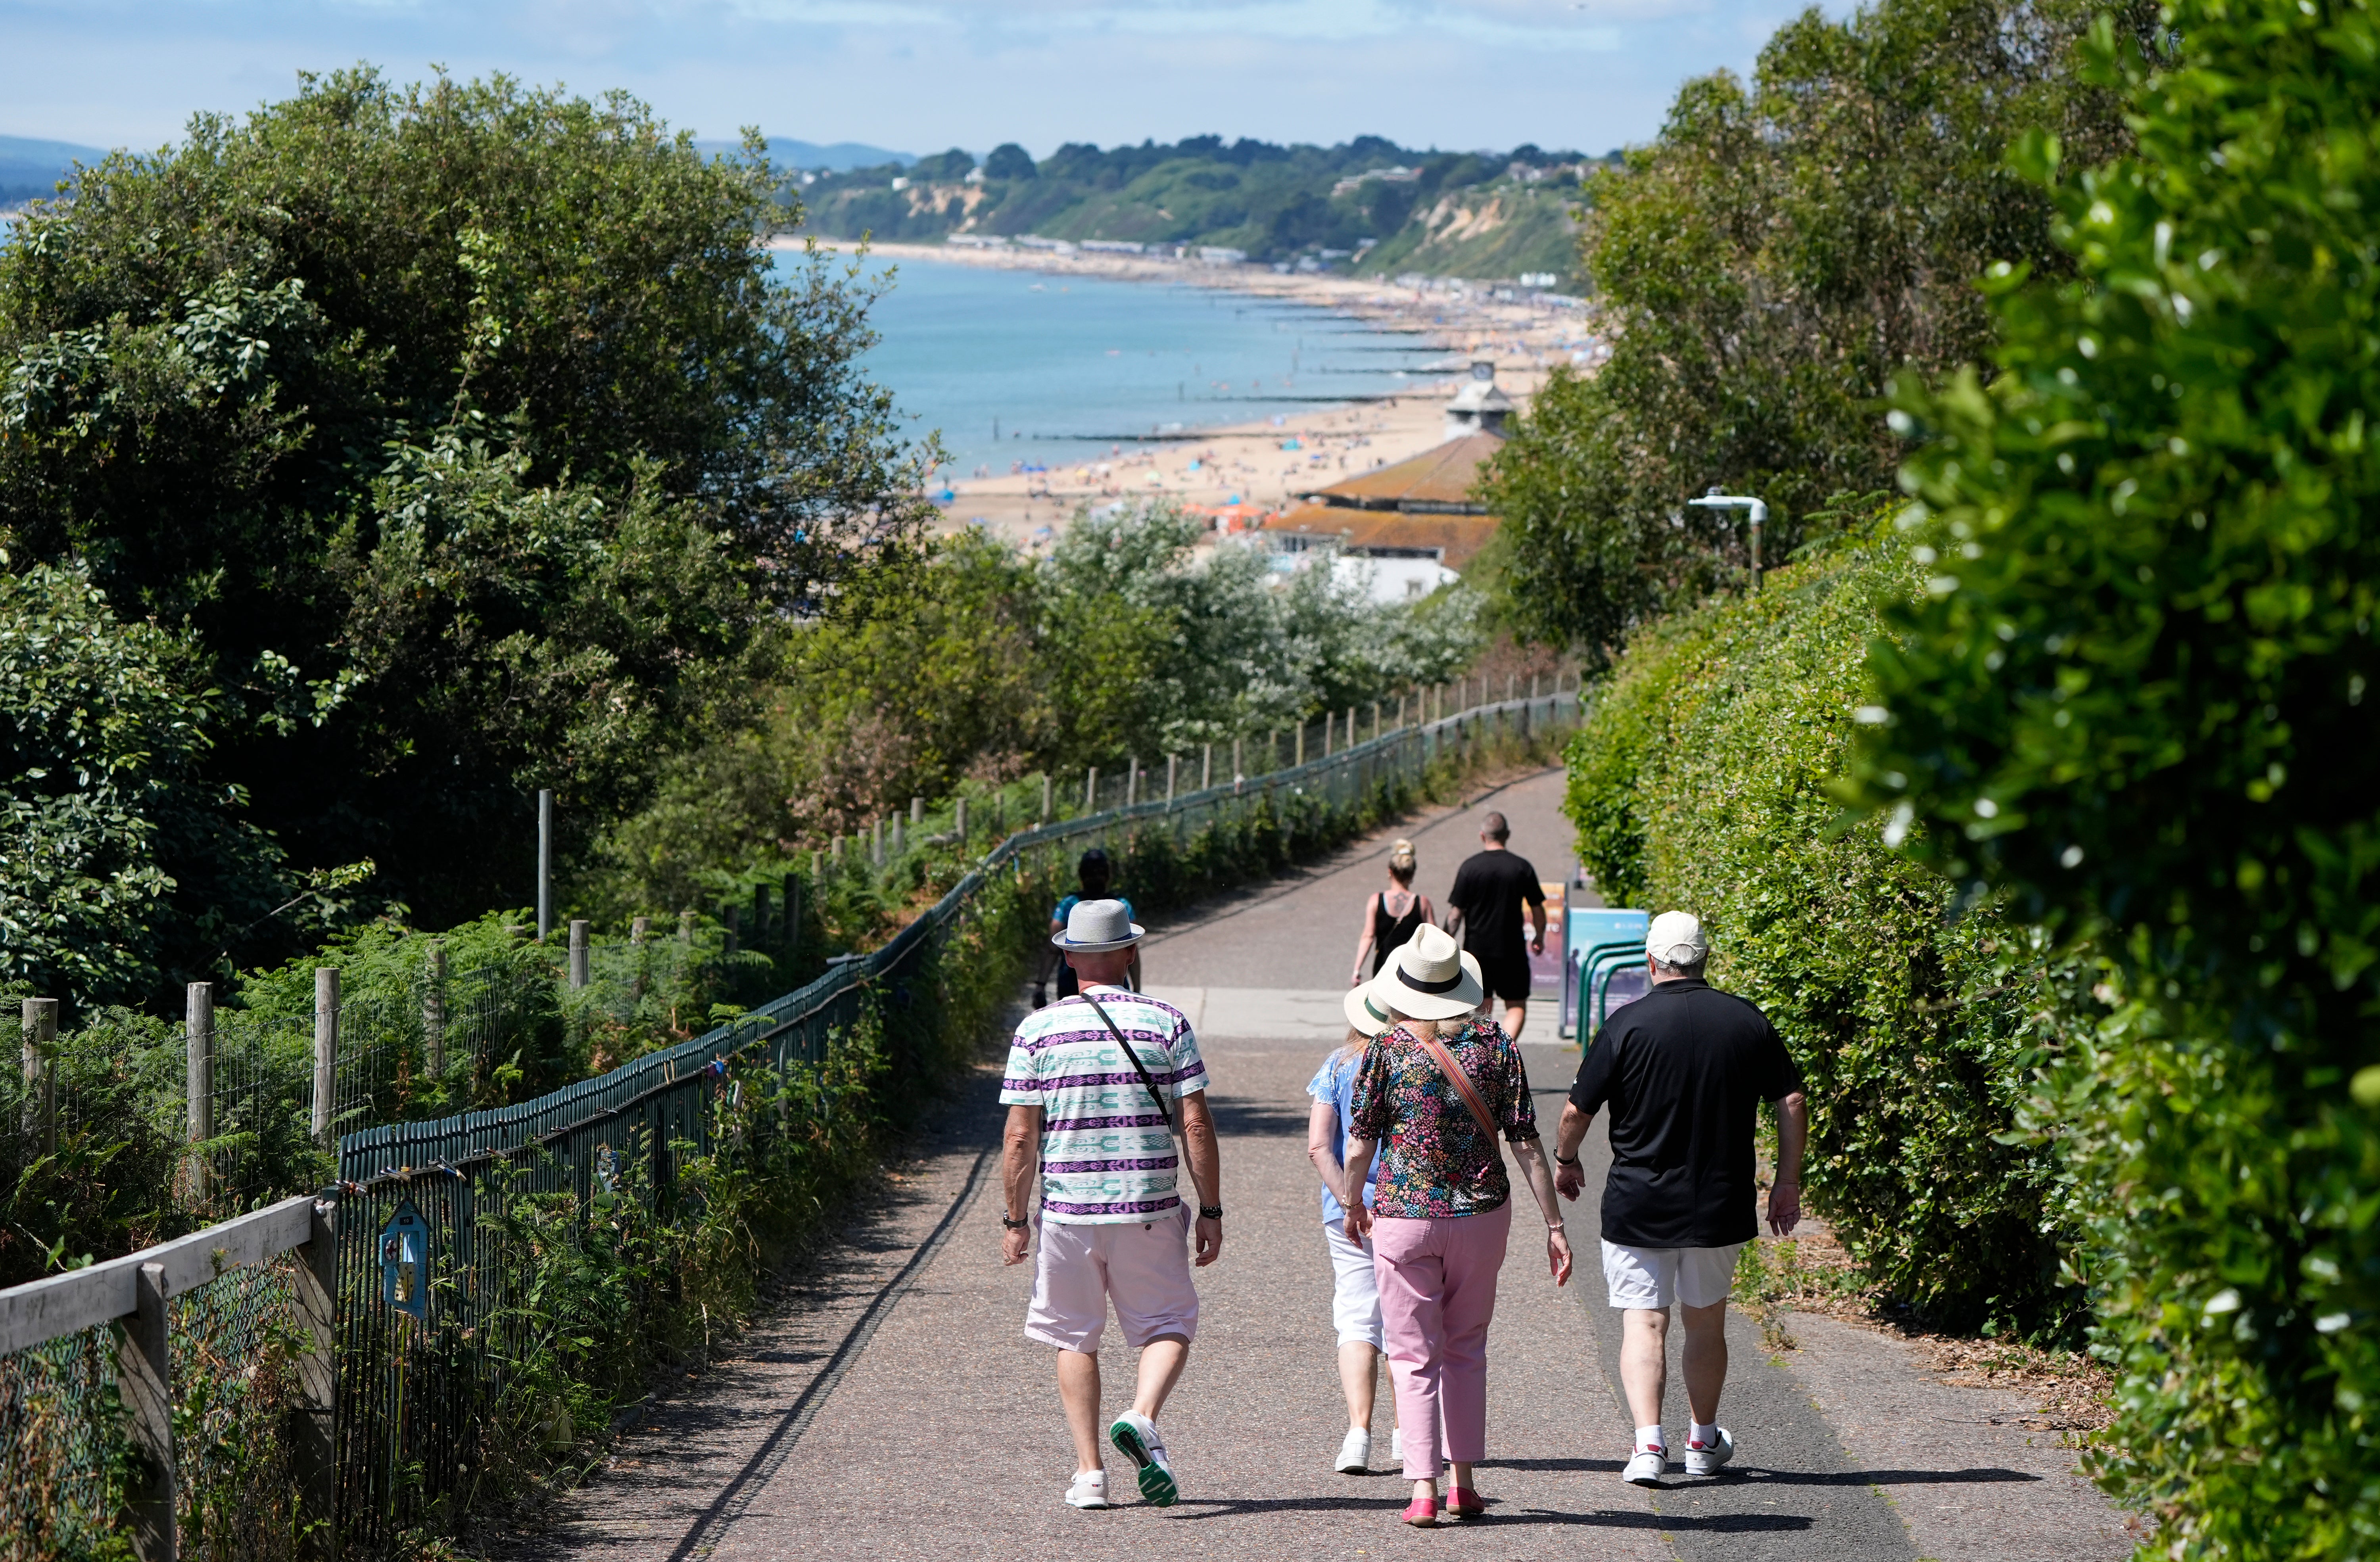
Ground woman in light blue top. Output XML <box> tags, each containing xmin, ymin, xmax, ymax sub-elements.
<box><xmin>1306</xmin><ymin>983</ymin><xmax>1400</xmax><ymax>1474</ymax></box>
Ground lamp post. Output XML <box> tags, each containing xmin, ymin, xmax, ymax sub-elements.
<box><xmin>1686</xmin><ymin>487</ymin><xmax>1768</xmax><ymax>589</ymax></box>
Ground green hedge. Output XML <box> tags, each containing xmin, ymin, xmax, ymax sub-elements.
<box><xmin>1565</xmin><ymin>522</ymin><xmax>2082</xmax><ymax>1334</ymax></box>
<box><xmin>1846</xmin><ymin>0</ymin><xmax>2380</xmax><ymax>1545</ymax></box>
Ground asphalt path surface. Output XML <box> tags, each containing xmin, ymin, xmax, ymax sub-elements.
<box><xmin>518</xmin><ymin>768</ymin><xmax>2130</xmax><ymax>1562</ymax></box>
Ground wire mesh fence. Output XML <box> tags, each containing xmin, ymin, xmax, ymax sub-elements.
<box><xmin>3</xmin><ymin>684</ymin><xmax>1579</xmax><ymax>1558</ymax></box>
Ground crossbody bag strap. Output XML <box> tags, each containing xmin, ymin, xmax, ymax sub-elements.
<box><xmin>1077</xmin><ymin>991</ymin><xmax>1177</xmax><ymax>1137</ymax></box>
<box><xmin>1416</xmin><ymin>1030</ymin><xmax>1501</xmax><ymax>1144</ymax></box>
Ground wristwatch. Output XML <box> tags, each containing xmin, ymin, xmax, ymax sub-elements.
<box><xmin>1555</xmin><ymin>1152</ymin><xmax>1582</xmax><ymax>1168</ymax></box>
<box><xmin>1198</xmin><ymin>1205</ymin><xmax>1224</xmax><ymax>1220</ymax></box>
<box><xmin>1001</xmin><ymin>1213</ymin><xmax>1030</xmax><ymax>1231</ymax></box>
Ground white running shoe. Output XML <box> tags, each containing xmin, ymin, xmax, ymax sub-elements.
<box><xmin>1065</xmin><ymin>1470</ymin><xmax>1110</xmax><ymax>1509</ymax></box>
<box><xmin>1336</xmin><ymin>1428</ymin><xmax>1372</xmax><ymax>1474</ymax></box>
<box><xmin>1109</xmin><ymin>1410</ymin><xmax>1178</xmax><ymax>1506</ymax></box>
<box><xmin>1683</xmin><ymin>1427</ymin><xmax>1734</xmax><ymax>1477</ymax></box>
<box><xmin>1624</xmin><ymin>1445</ymin><xmax>1669</xmax><ymax>1487</ymax></box>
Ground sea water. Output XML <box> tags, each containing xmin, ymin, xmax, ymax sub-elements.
<box><xmin>823</xmin><ymin>256</ymin><xmax>1440</xmax><ymax>480</ymax></box>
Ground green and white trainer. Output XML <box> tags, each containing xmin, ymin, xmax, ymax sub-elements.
<box><xmin>1108</xmin><ymin>1410</ymin><xmax>1178</xmax><ymax>1506</ymax></box>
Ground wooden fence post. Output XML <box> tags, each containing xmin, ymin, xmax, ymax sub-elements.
<box><xmin>1202</xmin><ymin>745</ymin><xmax>1212</xmax><ymax>790</ymax></box>
<box><xmin>1040</xmin><ymin>772</ymin><xmax>1052</xmax><ymax>823</ymax></box>
<box><xmin>292</xmin><ymin>1197</ymin><xmax>338</xmax><ymax>1556</ymax></box>
<box><xmin>424</xmin><ymin>940</ymin><xmax>447</xmax><ymax>1082</ymax></box>
<box><xmin>21</xmin><ymin>997</ymin><xmax>56</xmax><ymax>1156</ymax></box>
<box><xmin>873</xmin><ymin>818</ymin><xmax>885</xmax><ymax>865</ymax></box>
<box><xmin>630</xmin><ymin>917</ymin><xmax>650</xmax><ymax>946</ymax></box>
<box><xmin>891</xmin><ymin>813</ymin><xmax>905</xmax><ymax>857</ymax></box>
<box><xmin>1127</xmin><ymin>758</ymin><xmax>1140</xmax><ymax>807</ymax></box>
<box><xmin>678</xmin><ymin>909</ymin><xmax>696</xmax><ymax>945</ymax></box>
<box><xmin>910</xmin><ymin>794</ymin><xmax>924</xmax><ymax>825</ymax></box>
<box><xmin>185</xmin><ymin>984</ymin><xmax>213</xmax><ymax>1203</ymax></box>
<box><xmin>568</xmin><ymin>920</ymin><xmax>591</xmax><ymax>989</ymax></box>
<box><xmin>119</xmin><ymin>1260</ymin><xmax>176</xmax><ymax>1562</ymax></box>
<box><xmin>1166</xmin><ymin>754</ymin><xmax>1177</xmax><ymax>803</ymax></box>
<box><xmin>784</xmin><ymin>873</ymin><xmax>801</xmax><ymax>947</ymax></box>
<box><xmin>955</xmin><ymin>796</ymin><xmax>968</xmax><ymax>842</ymax></box>
<box><xmin>537</xmin><ymin>787</ymin><xmax>554</xmax><ymax>943</ymax></box>
<box><xmin>312</xmin><ymin>968</ymin><xmax>338</xmax><ymax>1149</ymax></box>
<box><xmin>724</xmin><ymin>905</ymin><xmax>741</xmax><ymax>957</ymax></box>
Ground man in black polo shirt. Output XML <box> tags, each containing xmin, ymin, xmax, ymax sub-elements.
<box><xmin>1444</xmin><ymin>810</ymin><xmax>1547</xmax><ymax>1039</ymax></box>
<box><xmin>1551</xmin><ymin>911</ymin><xmax>1807</xmax><ymax>1487</ymax></box>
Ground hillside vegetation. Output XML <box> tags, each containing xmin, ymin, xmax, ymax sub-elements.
<box><xmin>790</xmin><ymin>135</ymin><xmax>1596</xmax><ymax>278</ymax></box>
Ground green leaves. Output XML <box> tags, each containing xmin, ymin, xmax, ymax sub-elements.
<box><xmin>0</xmin><ymin>68</ymin><xmax>931</xmax><ymax>940</ymax></box>
<box><xmin>1486</xmin><ymin>0</ymin><xmax>2149</xmax><ymax>655</ymax></box>
<box><xmin>1845</xmin><ymin>0</ymin><xmax>2380</xmax><ymax>1546</ymax></box>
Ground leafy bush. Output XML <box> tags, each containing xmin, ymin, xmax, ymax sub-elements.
<box><xmin>0</xmin><ymin>563</ymin><xmax>298</xmax><ymax>1007</ymax></box>
<box><xmin>1850</xmin><ymin>0</ymin><xmax>2380</xmax><ymax>1545</ymax></box>
<box><xmin>1566</xmin><ymin>522</ymin><xmax>2082</xmax><ymax>1333</ymax></box>
<box><xmin>590</xmin><ymin>504</ymin><xmax>1486</xmax><ymax>913</ymax></box>
<box><xmin>0</xmin><ymin>69</ymin><xmax>930</xmax><ymax>936</ymax></box>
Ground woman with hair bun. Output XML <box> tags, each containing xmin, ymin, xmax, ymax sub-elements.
<box><xmin>1350</xmin><ymin>839</ymin><xmax>1436</xmax><ymax>988</ymax></box>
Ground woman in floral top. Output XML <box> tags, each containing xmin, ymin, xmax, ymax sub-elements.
<box><xmin>1341</xmin><ymin>925</ymin><xmax>1573</xmax><ymax>1527</ymax></box>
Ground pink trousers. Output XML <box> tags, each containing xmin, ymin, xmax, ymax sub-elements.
<box><xmin>1371</xmin><ymin>1199</ymin><xmax>1512</xmax><ymax>1480</ymax></box>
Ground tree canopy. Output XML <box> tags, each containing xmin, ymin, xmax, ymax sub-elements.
<box><xmin>0</xmin><ymin>70</ymin><xmax>934</xmax><ymax>968</ymax></box>
<box><xmin>1482</xmin><ymin>0</ymin><xmax>2146</xmax><ymax>657</ymax></box>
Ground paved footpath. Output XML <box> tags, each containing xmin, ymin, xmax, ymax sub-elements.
<box><xmin>509</xmin><ymin>769</ymin><xmax>2132</xmax><ymax>1562</ymax></box>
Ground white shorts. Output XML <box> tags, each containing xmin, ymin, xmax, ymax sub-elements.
<box><xmin>1323</xmin><ymin>1220</ymin><xmax>1384</xmax><ymax>1350</ymax></box>
<box><xmin>1602</xmin><ymin>1240</ymin><xmax>1745</xmax><ymax>1311</ymax></box>
<box><xmin>1026</xmin><ymin>1209</ymin><xmax>1200</xmax><ymax>1353</ymax></box>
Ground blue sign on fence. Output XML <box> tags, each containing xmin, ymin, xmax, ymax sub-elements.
<box><xmin>379</xmin><ymin>1199</ymin><xmax>430</xmax><ymax>1320</ymax></box>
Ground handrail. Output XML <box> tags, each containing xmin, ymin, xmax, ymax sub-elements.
<box><xmin>338</xmin><ymin>688</ymin><xmax>1578</xmax><ymax>1178</ymax></box>
<box><xmin>0</xmin><ymin>1192</ymin><xmax>323</xmax><ymax>1355</ymax></box>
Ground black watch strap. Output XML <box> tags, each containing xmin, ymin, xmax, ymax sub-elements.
<box><xmin>1198</xmin><ymin>1205</ymin><xmax>1224</xmax><ymax>1220</ymax></box>
<box><xmin>1001</xmin><ymin>1214</ymin><xmax>1030</xmax><ymax>1231</ymax></box>
<box><xmin>1555</xmin><ymin>1153</ymin><xmax>1582</xmax><ymax>1167</ymax></box>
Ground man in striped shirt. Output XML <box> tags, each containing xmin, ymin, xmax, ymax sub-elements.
<box><xmin>1001</xmin><ymin>899</ymin><xmax>1224</xmax><ymax>1512</ymax></box>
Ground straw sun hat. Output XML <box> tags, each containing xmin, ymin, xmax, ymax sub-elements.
<box><xmin>1365</xmin><ymin>924</ymin><xmax>1487</xmax><ymax>1023</ymax></box>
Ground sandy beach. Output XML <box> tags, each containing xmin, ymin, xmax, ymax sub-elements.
<box><xmin>784</xmin><ymin>238</ymin><xmax>1605</xmax><ymax>544</ymax></box>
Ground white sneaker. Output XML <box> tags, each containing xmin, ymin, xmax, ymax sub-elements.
<box><xmin>1109</xmin><ymin>1410</ymin><xmax>1178</xmax><ymax>1506</ymax></box>
<box><xmin>1336</xmin><ymin>1427</ymin><xmax>1372</xmax><ymax>1474</ymax></box>
<box><xmin>1624</xmin><ymin>1445</ymin><xmax>1668</xmax><ymax>1487</ymax></box>
<box><xmin>1683</xmin><ymin>1427</ymin><xmax>1734</xmax><ymax>1476</ymax></box>
<box><xmin>1065</xmin><ymin>1470</ymin><xmax>1110</xmax><ymax>1509</ymax></box>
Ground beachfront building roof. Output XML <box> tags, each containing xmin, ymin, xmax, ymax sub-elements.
<box><xmin>1256</xmin><ymin>363</ymin><xmax>1511</xmax><ymax>601</ymax></box>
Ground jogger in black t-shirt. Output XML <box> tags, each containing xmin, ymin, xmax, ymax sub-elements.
<box><xmin>1550</xmin><ymin>911</ymin><xmax>1809</xmax><ymax>1487</ymax></box>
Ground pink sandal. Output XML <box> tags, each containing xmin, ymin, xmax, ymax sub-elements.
<box><xmin>1401</xmin><ymin>1496</ymin><xmax>1440</xmax><ymax>1527</ymax></box>
<box><xmin>1444</xmin><ymin>1486</ymin><xmax>1484</xmax><ymax>1520</ymax></box>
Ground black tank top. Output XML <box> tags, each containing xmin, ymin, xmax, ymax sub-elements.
<box><xmin>1369</xmin><ymin>891</ymin><xmax>1430</xmax><ymax>976</ymax></box>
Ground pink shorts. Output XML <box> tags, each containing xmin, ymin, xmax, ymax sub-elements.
<box><xmin>1026</xmin><ymin>1208</ymin><xmax>1201</xmax><ymax>1353</ymax></box>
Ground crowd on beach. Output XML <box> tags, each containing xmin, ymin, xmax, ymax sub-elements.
<box><xmin>997</xmin><ymin>816</ymin><xmax>1810</xmax><ymax>1526</ymax></box>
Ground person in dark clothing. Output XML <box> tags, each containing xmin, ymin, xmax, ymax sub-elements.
<box><xmin>1551</xmin><ymin>911</ymin><xmax>1808</xmax><ymax>1489</ymax></box>
<box><xmin>1443</xmin><ymin>811</ymin><xmax>1548</xmax><ymax>1039</ymax></box>
<box><xmin>1348</xmin><ymin>839</ymin><xmax>1437</xmax><ymax>986</ymax></box>
<box><xmin>1033</xmin><ymin>849</ymin><xmax>1140</xmax><ymax>1005</ymax></box>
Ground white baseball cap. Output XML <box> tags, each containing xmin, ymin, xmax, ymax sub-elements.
<box><xmin>1647</xmin><ymin>911</ymin><xmax>1709</xmax><ymax>967</ymax></box>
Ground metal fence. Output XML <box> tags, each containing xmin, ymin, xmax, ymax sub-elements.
<box><xmin>1</xmin><ymin>683</ymin><xmax>1578</xmax><ymax>1558</ymax></box>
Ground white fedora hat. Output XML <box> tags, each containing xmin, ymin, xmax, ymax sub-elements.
<box><xmin>1347</xmin><ymin>943</ymin><xmax>1484</xmax><ymax>1036</ymax></box>
<box><xmin>1368</xmin><ymin>924</ymin><xmax>1487</xmax><ymax>1021</ymax></box>
<box><xmin>1344</xmin><ymin>982</ymin><xmax>1395</xmax><ymax>1038</ymax></box>
<box><xmin>1051</xmin><ymin>897</ymin><xmax>1145</xmax><ymax>954</ymax></box>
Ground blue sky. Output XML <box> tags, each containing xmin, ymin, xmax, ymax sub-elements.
<box><xmin>1</xmin><ymin>0</ymin><xmax>1829</xmax><ymax>159</ymax></box>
